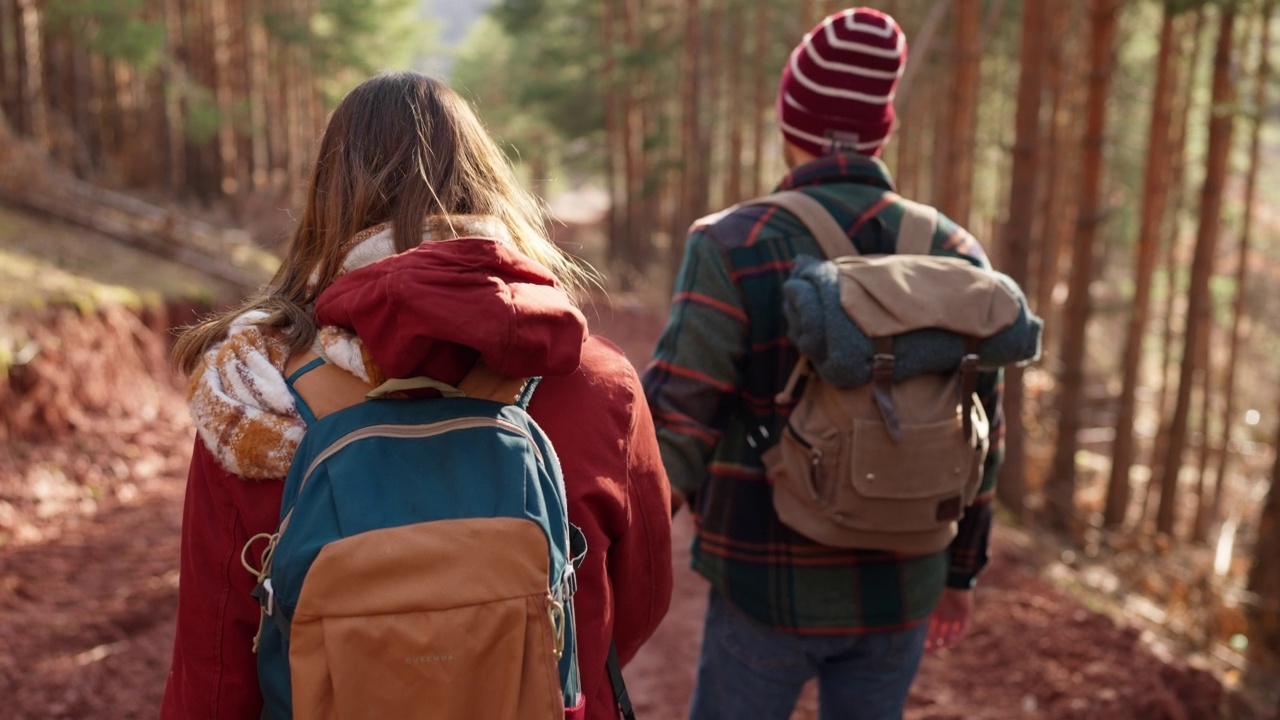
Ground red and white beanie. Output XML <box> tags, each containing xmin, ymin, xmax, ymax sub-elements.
<box><xmin>776</xmin><ymin>7</ymin><xmax>907</xmax><ymax>158</ymax></box>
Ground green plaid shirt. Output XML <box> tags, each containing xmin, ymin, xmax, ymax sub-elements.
<box><xmin>641</xmin><ymin>153</ymin><xmax>1004</xmax><ymax>633</ymax></box>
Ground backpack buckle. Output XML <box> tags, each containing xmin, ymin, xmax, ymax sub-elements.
<box><xmin>260</xmin><ymin>578</ymin><xmax>276</xmax><ymax>617</ymax></box>
<box><xmin>557</xmin><ymin>565</ymin><xmax>578</xmax><ymax>599</ymax></box>
<box><xmin>872</xmin><ymin>352</ymin><xmax>895</xmax><ymax>380</ymax></box>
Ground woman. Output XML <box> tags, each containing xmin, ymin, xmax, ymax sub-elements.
<box><xmin>160</xmin><ymin>71</ymin><xmax>673</xmax><ymax>720</ymax></box>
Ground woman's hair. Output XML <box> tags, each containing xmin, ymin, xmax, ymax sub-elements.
<box><xmin>172</xmin><ymin>71</ymin><xmax>591</xmax><ymax>375</ymax></box>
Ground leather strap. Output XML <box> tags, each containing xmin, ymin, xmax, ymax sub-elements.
<box><xmin>871</xmin><ymin>337</ymin><xmax>902</xmax><ymax>441</ymax></box>
<box><xmin>959</xmin><ymin>337</ymin><xmax>981</xmax><ymax>442</ymax></box>
<box><xmin>896</xmin><ymin>198</ymin><xmax>939</xmax><ymax>256</ymax></box>
<box><xmin>607</xmin><ymin>640</ymin><xmax>636</xmax><ymax>720</ymax></box>
<box><xmin>366</xmin><ymin>376</ymin><xmax>465</xmax><ymax>399</ymax></box>
<box><xmin>459</xmin><ymin>362</ymin><xmax>531</xmax><ymax>405</ymax></box>
<box><xmin>744</xmin><ymin>191</ymin><xmax>857</xmax><ymax>260</ymax></box>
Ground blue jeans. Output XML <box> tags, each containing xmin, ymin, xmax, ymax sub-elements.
<box><xmin>688</xmin><ymin>590</ymin><xmax>928</xmax><ymax>720</ymax></box>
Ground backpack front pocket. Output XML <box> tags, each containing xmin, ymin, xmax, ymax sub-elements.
<box><xmin>287</xmin><ymin>519</ymin><xmax>564</xmax><ymax>720</ymax></box>
<box><xmin>840</xmin><ymin>415</ymin><xmax>972</xmax><ymax>533</ymax></box>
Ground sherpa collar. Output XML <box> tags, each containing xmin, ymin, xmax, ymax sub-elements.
<box><xmin>188</xmin><ymin>216</ymin><xmax>511</xmax><ymax>480</ymax></box>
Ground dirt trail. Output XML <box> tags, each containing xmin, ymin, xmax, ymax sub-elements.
<box><xmin>624</xmin><ymin>514</ymin><xmax>1224</xmax><ymax>720</ymax></box>
<box><xmin>0</xmin><ymin>304</ymin><xmax>1231</xmax><ymax>719</ymax></box>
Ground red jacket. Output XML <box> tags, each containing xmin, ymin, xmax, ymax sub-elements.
<box><xmin>162</xmin><ymin>238</ymin><xmax>673</xmax><ymax>719</ymax></box>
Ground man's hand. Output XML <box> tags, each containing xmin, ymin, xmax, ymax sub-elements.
<box><xmin>925</xmin><ymin>588</ymin><xmax>973</xmax><ymax>653</ymax></box>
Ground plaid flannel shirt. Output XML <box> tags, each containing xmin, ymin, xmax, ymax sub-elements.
<box><xmin>641</xmin><ymin>153</ymin><xmax>1004</xmax><ymax>633</ymax></box>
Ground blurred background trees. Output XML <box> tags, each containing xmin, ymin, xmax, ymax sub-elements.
<box><xmin>2</xmin><ymin>0</ymin><xmax>1280</xmax><ymax>702</ymax></box>
<box><xmin>0</xmin><ymin>0</ymin><xmax>422</xmax><ymax>202</ymax></box>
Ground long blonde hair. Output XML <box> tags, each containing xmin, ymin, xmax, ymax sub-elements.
<box><xmin>173</xmin><ymin>71</ymin><xmax>591</xmax><ymax>375</ymax></box>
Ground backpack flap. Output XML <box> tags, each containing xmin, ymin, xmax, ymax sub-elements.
<box><xmin>833</xmin><ymin>255</ymin><xmax>1021</xmax><ymax>339</ymax></box>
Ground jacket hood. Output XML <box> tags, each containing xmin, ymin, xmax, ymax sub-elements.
<box><xmin>314</xmin><ymin>237</ymin><xmax>587</xmax><ymax>384</ymax></box>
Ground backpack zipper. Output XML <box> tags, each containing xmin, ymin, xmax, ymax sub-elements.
<box><xmin>253</xmin><ymin>415</ymin><xmax>557</xmax><ymax>629</ymax></box>
<box><xmin>280</xmin><ymin>416</ymin><xmax>545</xmax><ymax>535</ymax></box>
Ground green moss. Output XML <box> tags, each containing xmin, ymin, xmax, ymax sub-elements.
<box><xmin>0</xmin><ymin>205</ymin><xmax>260</xmax><ymax>313</ymax></box>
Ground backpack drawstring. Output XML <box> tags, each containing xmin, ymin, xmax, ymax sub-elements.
<box><xmin>241</xmin><ymin>532</ymin><xmax>280</xmax><ymax>653</ymax></box>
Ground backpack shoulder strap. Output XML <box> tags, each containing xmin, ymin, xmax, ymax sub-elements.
<box><xmin>743</xmin><ymin>191</ymin><xmax>855</xmax><ymax>260</ymax></box>
<box><xmin>896</xmin><ymin>198</ymin><xmax>940</xmax><ymax>256</ymax></box>
<box><xmin>607</xmin><ymin>640</ymin><xmax>637</xmax><ymax>720</ymax></box>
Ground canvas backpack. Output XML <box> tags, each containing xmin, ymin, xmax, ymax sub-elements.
<box><xmin>242</xmin><ymin>362</ymin><xmax>591</xmax><ymax>720</ymax></box>
<box><xmin>742</xmin><ymin>191</ymin><xmax>1023</xmax><ymax>555</ymax></box>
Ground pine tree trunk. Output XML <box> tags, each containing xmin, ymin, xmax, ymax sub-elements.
<box><xmin>938</xmin><ymin>0</ymin><xmax>980</xmax><ymax>227</ymax></box>
<box><xmin>1210</xmin><ymin>2</ymin><xmax>1272</xmax><ymax>537</ymax></box>
<box><xmin>245</xmin><ymin>0</ymin><xmax>269</xmax><ymax>190</ymax></box>
<box><xmin>698</xmin><ymin>0</ymin><xmax>720</xmax><ymax>215</ymax></box>
<box><xmin>1032</xmin><ymin>0</ymin><xmax>1071</xmax><ymax>314</ymax></box>
<box><xmin>1248</xmin><ymin>407</ymin><xmax>1280</xmax><ymax>663</ymax></box>
<box><xmin>676</xmin><ymin>0</ymin><xmax>702</xmax><ymax>270</ymax></box>
<box><xmin>15</xmin><ymin>0</ymin><xmax>47</xmax><ymax>145</ymax></box>
<box><xmin>621</xmin><ymin>0</ymin><xmax>651</xmax><ymax>278</ymax></box>
<box><xmin>895</xmin><ymin>0</ymin><xmax>953</xmax><ymax>110</ymax></box>
<box><xmin>1045</xmin><ymin>0</ymin><xmax>1119</xmax><ymax>535</ymax></box>
<box><xmin>747</xmin><ymin>1</ymin><xmax>770</xmax><ymax>195</ymax></box>
<box><xmin>930</xmin><ymin>28</ymin><xmax>952</xmax><ymax>209</ymax></box>
<box><xmin>1155</xmin><ymin>5</ymin><xmax>1239</xmax><ymax>538</ymax></box>
<box><xmin>1142</xmin><ymin>10</ymin><xmax>1208</xmax><ymax>527</ymax></box>
<box><xmin>996</xmin><ymin>0</ymin><xmax>1046</xmax><ymax>520</ymax></box>
<box><xmin>159</xmin><ymin>0</ymin><xmax>186</xmax><ymax>191</ymax></box>
<box><xmin>1190</xmin><ymin>310</ymin><xmax>1214</xmax><ymax>543</ymax></box>
<box><xmin>1104</xmin><ymin>7</ymin><xmax>1177</xmax><ymax>530</ymax></box>
<box><xmin>0</xmin><ymin>1</ymin><xmax>10</xmax><ymax>126</ymax></box>
<box><xmin>600</xmin><ymin>0</ymin><xmax>625</xmax><ymax>269</ymax></box>
<box><xmin>722</xmin><ymin>0</ymin><xmax>745</xmax><ymax>205</ymax></box>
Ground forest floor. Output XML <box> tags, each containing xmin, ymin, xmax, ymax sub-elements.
<box><xmin>0</xmin><ymin>208</ymin><xmax>1268</xmax><ymax>720</ymax></box>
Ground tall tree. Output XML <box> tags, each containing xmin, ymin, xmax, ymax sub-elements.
<box><xmin>747</xmin><ymin>0</ymin><xmax>771</xmax><ymax>195</ymax></box>
<box><xmin>1045</xmin><ymin>0</ymin><xmax>1120</xmax><ymax>535</ymax></box>
<box><xmin>937</xmin><ymin>0</ymin><xmax>980</xmax><ymax>226</ymax></box>
<box><xmin>1033</xmin><ymin>0</ymin><xmax>1084</xmax><ymax>349</ymax></box>
<box><xmin>1209</xmin><ymin>0</ymin><xmax>1272</xmax><ymax>534</ymax></box>
<box><xmin>721</xmin><ymin>0</ymin><xmax>745</xmax><ymax>205</ymax></box>
<box><xmin>1142</xmin><ymin>9</ymin><xmax>1209</xmax><ymax>526</ymax></box>
<box><xmin>996</xmin><ymin>0</ymin><xmax>1047</xmax><ymax>520</ymax></box>
<box><xmin>1155</xmin><ymin>3</ymin><xmax>1239</xmax><ymax>537</ymax></box>
<box><xmin>1247</xmin><ymin>397</ymin><xmax>1280</xmax><ymax>664</ymax></box>
<box><xmin>1104</xmin><ymin>3</ymin><xmax>1180</xmax><ymax>530</ymax></box>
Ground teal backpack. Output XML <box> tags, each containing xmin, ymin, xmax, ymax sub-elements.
<box><xmin>244</xmin><ymin>363</ymin><xmax>585</xmax><ymax>720</ymax></box>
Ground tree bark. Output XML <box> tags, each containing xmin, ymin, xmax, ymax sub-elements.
<box><xmin>1142</xmin><ymin>9</ymin><xmax>1208</xmax><ymax>528</ymax></box>
<box><xmin>722</xmin><ymin>0</ymin><xmax>745</xmax><ymax>205</ymax></box>
<box><xmin>15</xmin><ymin>0</ymin><xmax>47</xmax><ymax>145</ymax></box>
<box><xmin>676</xmin><ymin>0</ymin><xmax>702</xmax><ymax>273</ymax></box>
<box><xmin>996</xmin><ymin>0</ymin><xmax>1047</xmax><ymax>521</ymax></box>
<box><xmin>1190</xmin><ymin>303</ymin><xmax>1214</xmax><ymax>543</ymax></box>
<box><xmin>1155</xmin><ymin>5</ymin><xmax>1239</xmax><ymax>538</ymax></box>
<box><xmin>0</xmin><ymin>1</ymin><xmax>10</xmax><ymax>125</ymax></box>
<box><xmin>600</xmin><ymin>0</ymin><xmax>625</xmax><ymax>269</ymax></box>
<box><xmin>1210</xmin><ymin>1</ymin><xmax>1272</xmax><ymax>538</ymax></box>
<box><xmin>938</xmin><ymin>0</ymin><xmax>980</xmax><ymax>227</ymax></box>
<box><xmin>1247</xmin><ymin>401</ymin><xmax>1280</xmax><ymax>664</ymax></box>
<box><xmin>747</xmin><ymin>0</ymin><xmax>770</xmax><ymax>195</ymax></box>
<box><xmin>894</xmin><ymin>0</ymin><xmax>953</xmax><ymax>109</ymax></box>
<box><xmin>1104</xmin><ymin>7</ymin><xmax>1178</xmax><ymax>530</ymax></box>
<box><xmin>1045</xmin><ymin>0</ymin><xmax>1120</xmax><ymax>535</ymax></box>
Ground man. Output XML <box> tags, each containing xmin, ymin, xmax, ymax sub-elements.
<box><xmin>641</xmin><ymin>7</ymin><xmax>1003</xmax><ymax>719</ymax></box>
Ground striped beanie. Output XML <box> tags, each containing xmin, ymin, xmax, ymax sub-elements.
<box><xmin>777</xmin><ymin>7</ymin><xmax>907</xmax><ymax>158</ymax></box>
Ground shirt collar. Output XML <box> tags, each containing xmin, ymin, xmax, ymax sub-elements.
<box><xmin>775</xmin><ymin>152</ymin><xmax>897</xmax><ymax>193</ymax></box>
